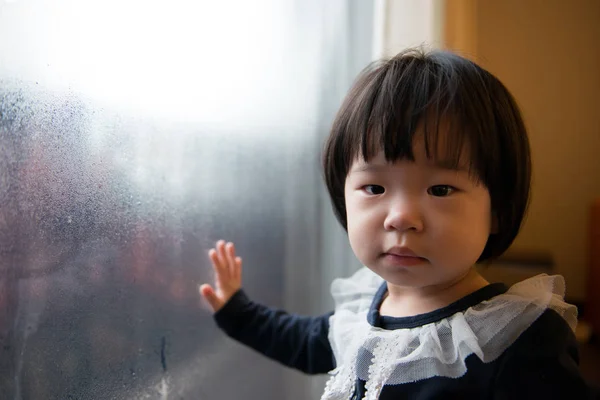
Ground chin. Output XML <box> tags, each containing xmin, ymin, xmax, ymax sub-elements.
<box><xmin>369</xmin><ymin>264</ymin><xmax>426</xmax><ymax>286</ymax></box>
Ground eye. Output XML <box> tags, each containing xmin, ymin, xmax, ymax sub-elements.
<box><xmin>428</xmin><ymin>185</ymin><xmax>455</xmax><ymax>197</ymax></box>
<box><xmin>362</xmin><ymin>185</ymin><xmax>385</xmax><ymax>195</ymax></box>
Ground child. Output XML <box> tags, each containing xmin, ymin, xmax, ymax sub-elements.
<box><xmin>199</xmin><ymin>48</ymin><xmax>592</xmax><ymax>399</ymax></box>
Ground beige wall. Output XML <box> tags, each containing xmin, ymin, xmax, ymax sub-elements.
<box><xmin>378</xmin><ymin>0</ymin><xmax>443</xmax><ymax>58</ymax></box>
<box><xmin>445</xmin><ymin>0</ymin><xmax>600</xmax><ymax>301</ymax></box>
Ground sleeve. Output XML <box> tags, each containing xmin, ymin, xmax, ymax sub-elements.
<box><xmin>492</xmin><ymin>309</ymin><xmax>594</xmax><ymax>400</ymax></box>
<box><xmin>213</xmin><ymin>289</ymin><xmax>336</xmax><ymax>375</ymax></box>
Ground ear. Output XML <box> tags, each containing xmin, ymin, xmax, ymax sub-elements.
<box><xmin>490</xmin><ymin>211</ymin><xmax>499</xmax><ymax>234</ymax></box>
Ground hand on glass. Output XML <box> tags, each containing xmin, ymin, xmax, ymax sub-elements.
<box><xmin>199</xmin><ymin>240</ymin><xmax>242</xmax><ymax>312</ymax></box>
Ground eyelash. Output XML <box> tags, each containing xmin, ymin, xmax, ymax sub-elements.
<box><xmin>361</xmin><ymin>184</ymin><xmax>457</xmax><ymax>197</ymax></box>
<box><xmin>362</xmin><ymin>185</ymin><xmax>385</xmax><ymax>195</ymax></box>
<box><xmin>428</xmin><ymin>185</ymin><xmax>456</xmax><ymax>197</ymax></box>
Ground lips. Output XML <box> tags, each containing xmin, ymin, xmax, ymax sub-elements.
<box><xmin>382</xmin><ymin>246</ymin><xmax>427</xmax><ymax>267</ymax></box>
<box><xmin>385</xmin><ymin>246</ymin><xmax>421</xmax><ymax>258</ymax></box>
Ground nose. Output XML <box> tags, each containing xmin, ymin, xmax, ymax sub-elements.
<box><xmin>383</xmin><ymin>199</ymin><xmax>424</xmax><ymax>232</ymax></box>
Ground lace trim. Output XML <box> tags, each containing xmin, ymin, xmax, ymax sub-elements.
<box><xmin>320</xmin><ymin>270</ymin><xmax>577</xmax><ymax>400</ymax></box>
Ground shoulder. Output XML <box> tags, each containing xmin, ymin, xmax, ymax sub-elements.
<box><xmin>505</xmin><ymin>274</ymin><xmax>578</xmax><ymax>331</ymax></box>
<box><xmin>490</xmin><ymin>278</ymin><xmax>592</xmax><ymax>399</ymax></box>
<box><xmin>479</xmin><ymin>274</ymin><xmax>578</xmax><ymax>337</ymax></box>
<box><xmin>508</xmin><ymin>308</ymin><xmax>578</xmax><ymax>359</ymax></box>
<box><xmin>478</xmin><ymin>274</ymin><xmax>579</xmax><ymax>359</ymax></box>
<box><xmin>492</xmin><ymin>309</ymin><xmax>591</xmax><ymax>399</ymax></box>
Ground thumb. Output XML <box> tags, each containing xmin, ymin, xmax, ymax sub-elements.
<box><xmin>199</xmin><ymin>284</ymin><xmax>224</xmax><ymax>312</ymax></box>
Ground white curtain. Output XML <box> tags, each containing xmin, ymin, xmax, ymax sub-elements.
<box><xmin>0</xmin><ymin>0</ymin><xmax>373</xmax><ymax>399</ymax></box>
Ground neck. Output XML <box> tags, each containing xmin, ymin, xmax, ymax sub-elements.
<box><xmin>380</xmin><ymin>268</ymin><xmax>489</xmax><ymax>318</ymax></box>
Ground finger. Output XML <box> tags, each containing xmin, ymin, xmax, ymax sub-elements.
<box><xmin>199</xmin><ymin>284</ymin><xmax>223</xmax><ymax>312</ymax></box>
<box><xmin>210</xmin><ymin>240</ymin><xmax>227</xmax><ymax>268</ymax></box>
<box><xmin>233</xmin><ymin>256</ymin><xmax>242</xmax><ymax>282</ymax></box>
<box><xmin>215</xmin><ymin>240</ymin><xmax>227</xmax><ymax>268</ymax></box>
<box><xmin>225</xmin><ymin>242</ymin><xmax>236</xmax><ymax>274</ymax></box>
<box><xmin>199</xmin><ymin>283</ymin><xmax>214</xmax><ymax>298</ymax></box>
<box><xmin>208</xmin><ymin>248</ymin><xmax>224</xmax><ymax>275</ymax></box>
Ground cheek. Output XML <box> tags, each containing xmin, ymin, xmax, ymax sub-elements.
<box><xmin>345</xmin><ymin>200</ymin><xmax>362</xmax><ymax>242</ymax></box>
<box><xmin>447</xmin><ymin>199</ymin><xmax>492</xmax><ymax>256</ymax></box>
<box><xmin>344</xmin><ymin>195</ymin><xmax>377</xmax><ymax>261</ymax></box>
<box><xmin>345</xmin><ymin>215</ymin><xmax>365</xmax><ymax>262</ymax></box>
<box><xmin>431</xmin><ymin>195</ymin><xmax>491</xmax><ymax>246</ymax></box>
<box><xmin>345</xmin><ymin>196</ymin><xmax>380</xmax><ymax>232</ymax></box>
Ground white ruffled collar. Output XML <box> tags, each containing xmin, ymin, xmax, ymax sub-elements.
<box><xmin>367</xmin><ymin>280</ymin><xmax>508</xmax><ymax>329</ymax></box>
<box><xmin>321</xmin><ymin>268</ymin><xmax>578</xmax><ymax>400</ymax></box>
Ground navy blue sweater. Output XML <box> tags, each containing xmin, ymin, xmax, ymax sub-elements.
<box><xmin>214</xmin><ymin>282</ymin><xmax>593</xmax><ymax>399</ymax></box>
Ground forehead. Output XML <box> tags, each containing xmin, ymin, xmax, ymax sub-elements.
<box><xmin>352</xmin><ymin>126</ymin><xmax>473</xmax><ymax>172</ymax></box>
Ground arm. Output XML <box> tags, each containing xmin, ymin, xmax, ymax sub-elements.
<box><xmin>200</xmin><ymin>240</ymin><xmax>335</xmax><ymax>375</ymax></box>
<box><xmin>214</xmin><ymin>289</ymin><xmax>334</xmax><ymax>374</ymax></box>
<box><xmin>492</xmin><ymin>309</ymin><xmax>593</xmax><ymax>400</ymax></box>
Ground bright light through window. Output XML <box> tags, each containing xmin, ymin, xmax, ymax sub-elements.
<box><xmin>0</xmin><ymin>0</ymin><xmax>289</xmax><ymax>125</ymax></box>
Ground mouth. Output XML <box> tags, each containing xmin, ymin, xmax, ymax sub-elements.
<box><xmin>381</xmin><ymin>246</ymin><xmax>427</xmax><ymax>267</ymax></box>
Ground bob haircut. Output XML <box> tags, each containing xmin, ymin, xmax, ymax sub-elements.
<box><xmin>322</xmin><ymin>48</ymin><xmax>531</xmax><ymax>262</ymax></box>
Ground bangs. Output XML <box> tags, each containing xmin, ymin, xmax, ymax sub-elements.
<box><xmin>338</xmin><ymin>48</ymin><xmax>492</xmax><ymax>181</ymax></box>
<box><xmin>364</xmin><ymin>110</ymin><xmax>480</xmax><ymax>178</ymax></box>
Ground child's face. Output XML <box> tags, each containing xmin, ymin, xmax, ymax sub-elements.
<box><xmin>343</xmin><ymin>138</ymin><xmax>492</xmax><ymax>289</ymax></box>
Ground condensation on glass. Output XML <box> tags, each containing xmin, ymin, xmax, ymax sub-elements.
<box><xmin>0</xmin><ymin>0</ymin><xmax>372</xmax><ymax>399</ymax></box>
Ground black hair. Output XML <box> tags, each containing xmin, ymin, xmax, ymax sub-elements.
<box><xmin>322</xmin><ymin>47</ymin><xmax>531</xmax><ymax>262</ymax></box>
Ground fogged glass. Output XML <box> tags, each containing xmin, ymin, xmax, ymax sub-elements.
<box><xmin>0</xmin><ymin>0</ymin><xmax>372</xmax><ymax>399</ymax></box>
